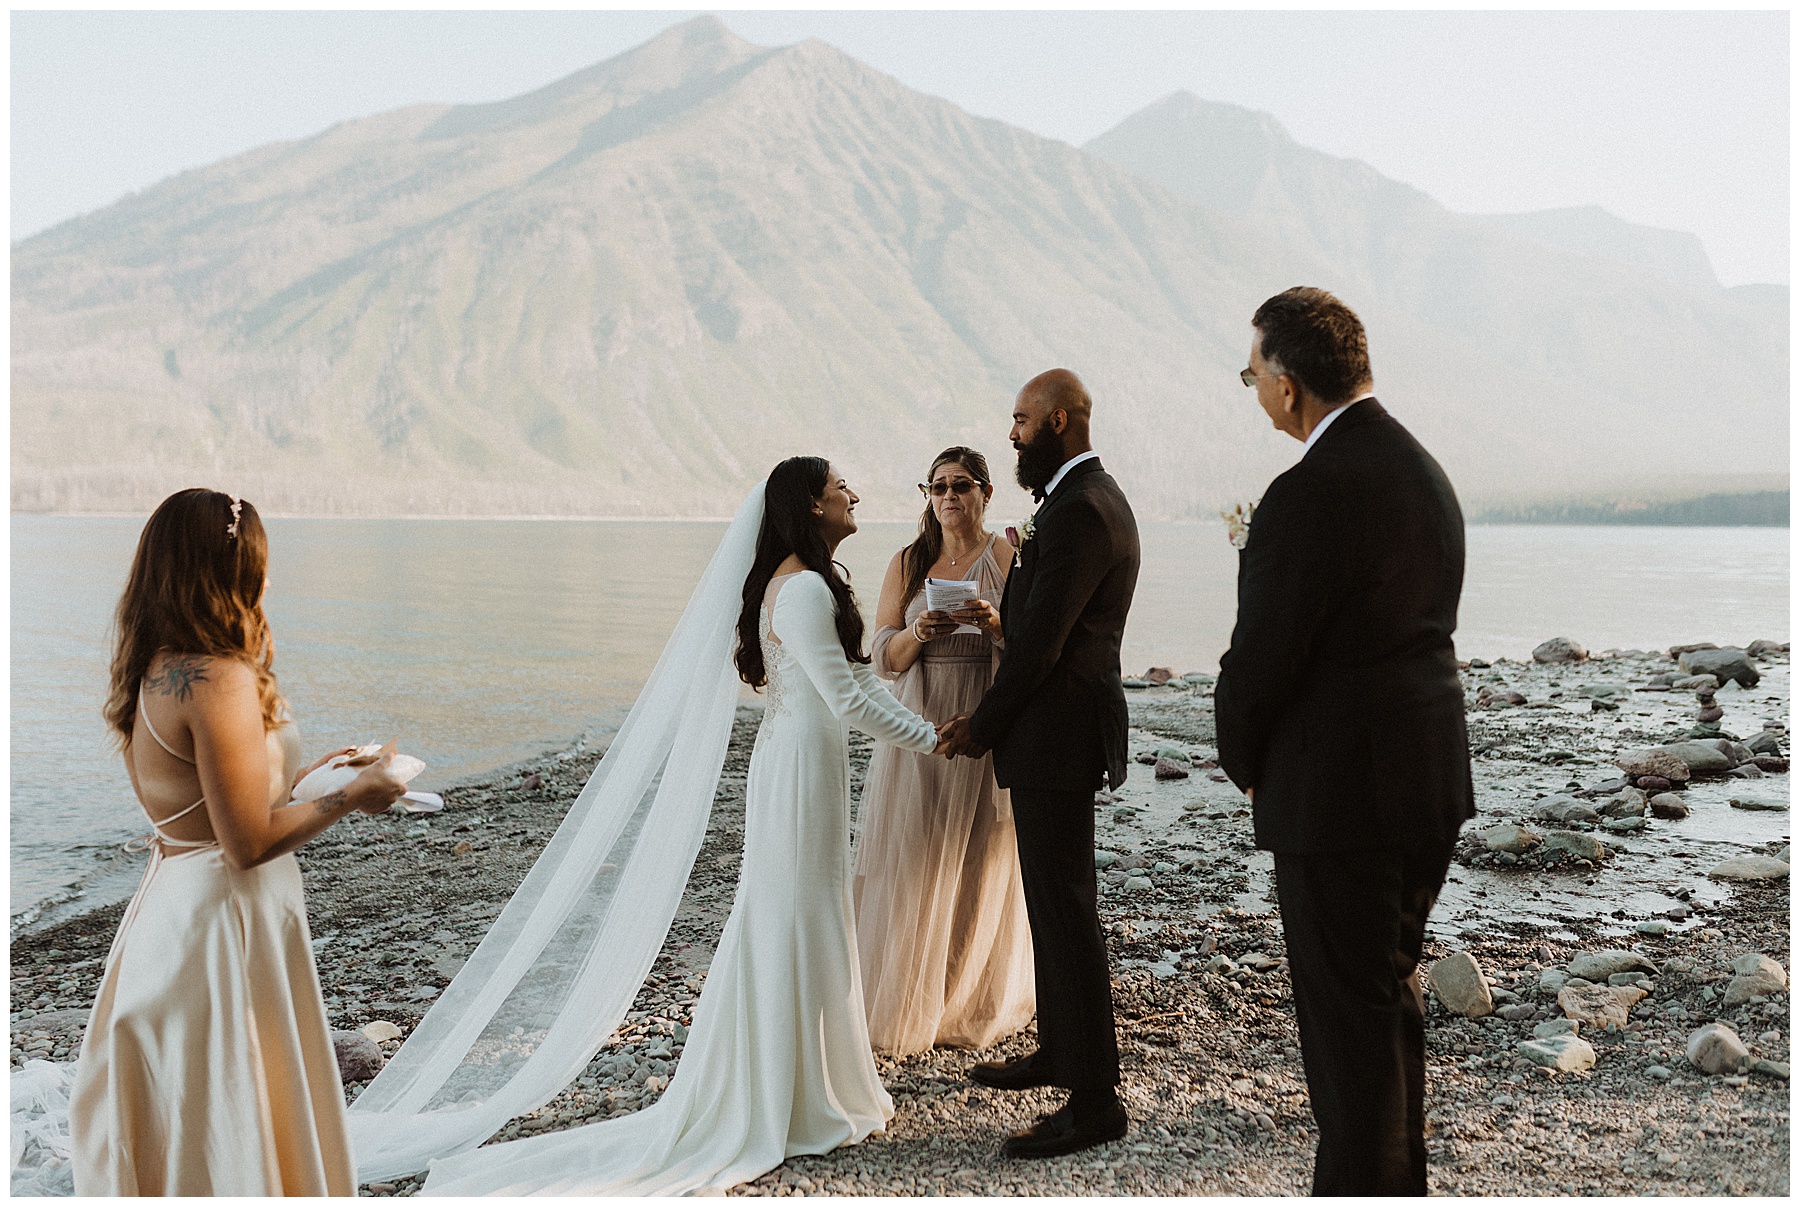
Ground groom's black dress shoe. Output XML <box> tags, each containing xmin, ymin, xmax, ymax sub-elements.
<box><xmin>1001</xmin><ymin>1099</ymin><xmax>1129</xmax><ymax>1159</ymax></box>
<box><xmin>969</xmin><ymin>1052</ymin><xmax>1055</xmax><ymax>1091</ymax></box>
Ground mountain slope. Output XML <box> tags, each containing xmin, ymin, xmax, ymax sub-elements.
<box><xmin>13</xmin><ymin>23</ymin><xmax>1786</xmax><ymax>520</ymax></box>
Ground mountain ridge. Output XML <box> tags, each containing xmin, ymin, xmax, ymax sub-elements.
<box><xmin>13</xmin><ymin>18</ymin><xmax>1786</xmax><ymax>519</ymax></box>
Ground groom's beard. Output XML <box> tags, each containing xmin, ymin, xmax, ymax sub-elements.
<box><xmin>1014</xmin><ymin>427</ymin><xmax>1066</xmax><ymax>493</ymax></box>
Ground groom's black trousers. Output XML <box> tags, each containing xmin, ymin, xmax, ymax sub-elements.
<box><xmin>1009</xmin><ymin>786</ymin><xmax>1120</xmax><ymax>1096</ymax></box>
<box><xmin>1273</xmin><ymin>841</ymin><xmax>1451</xmax><ymax>1197</ymax></box>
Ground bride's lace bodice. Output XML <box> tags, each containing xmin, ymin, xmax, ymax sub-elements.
<box><xmin>757</xmin><ymin>572</ymin><xmax>937</xmax><ymax>753</ymax></box>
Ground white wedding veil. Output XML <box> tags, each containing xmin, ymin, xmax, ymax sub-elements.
<box><xmin>344</xmin><ymin>482</ymin><xmax>766</xmax><ymax>1182</ymax></box>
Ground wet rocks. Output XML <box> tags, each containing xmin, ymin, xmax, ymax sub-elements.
<box><xmin>1533</xmin><ymin>1017</ymin><xmax>1579</xmax><ymax>1039</ymax></box>
<box><xmin>1567</xmin><ymin>949</ymin><xmax>1658</xmax><ymax>980</ymax></box>
<box><xmin>1678</xmin><ymin>648</ymin><xmax>1761</xmax><ymax>689</ymax></box>
<box><xmin>1635</xmin><ymin>775</ymin><xmax>1674</xmax><ymax>793</ymax></box>
<box><xmin>1557</xmin><ymin>983</ymin><xmax>1647</xmax><ymax>1029</ymax></box>
<box><xmin>1750</xmin><ymin>756</ymin><xmax>1789</xmax><ymax>773</ymax></box>
<box><xmin>1723</xmin><ymin>954</ymin><xmax>1787</xmax><ymax>1006</ymax></box>
<box><xmin>1745</xmin><ymin>638</ymin><xmax>1789</xmax><ymax>656</ymax></box>
<box><xmin>1599</xmin><ymin>789</ymin><xmax>1647</xmax><ymax>818</ymax></box>
<box><xmin>1746</xmin><ymin>730</ymin><xmax>1784</xmax><ymax>756</ymax></box>
<box><xmin>1660</xmin><ymin>741</ymin><xmax>1733</xmax><ymax>775</ymax></box>
<box><xmin>1516</xmin><ymin>1032</ymin><xmax>1597</xmax><ymax>1072</ymax></box>
<box><xmin>1533</xmin><ymin>637</ymin><xmax>1587</xmax><ymax>664</ymax></box>
<box><xmin>1534</xmin><ymin>796</ymin><xmax>1599</xmax><ymax>824</ymax></box>
<box><xmin>1478</xmin><ymin>687</ymin><xmax>1528</xmax><ymax>709</ymax></box>
<box><xmin>1428</xmin><ymin>951</ymin><xmax>1494</xmax><ymax>1018</ymax></box>
<box><xmin>1480</xmin><ymin>823</ymin><xmax>1539</xmax><ymax>854</ymax></box>
<box><xmin>1154</xmin><ymin>757</ymin><xmax>1190</xmax><ymax>781</ymax></box>
<box><xmin>361</xmin><ymin>1019</ymin><xmax>403</xmax><ymax>1043</ymax></box>
<box><xmin>1144</xmin><ymin>667</ymin><xmax>1175</xmax><ymax>686</ymax></box>
<box><xmin>1729</xmin><ymin>796</ymin><xmax>1786</xmax><ymax>812</ymax></box>
<box><xmin>1707</xmin><ymin>856</ymin><xmax>1790</xmax><ymax>881</ymax></box>
<box><xmin>1542</xmin><ymin>831</ymin><xmax>1607</xmax><ymax>862</ymax></box>
<box><xmin>1686</xmin><ymin>1022</ymin><xmax>1751</xmax><ymax>1075</ymax></box>
<box><xmin>1615</xmin><ymin>748</ymin><xmax>1691</xmax><ymax>783</ymax></box>
<box><xmin>1648</xmin><ymin>793</ymin><xmax>1690</xmax><ymax>819</ymax></box>
<box><xmin>1671</xmin><ymin>674</ymin><xmax>1720</xmax><ymax>691</ymax></box>
<box><xmin>332</xmin><ymin>1030</ymin><xmax>384</xmax><ymax>1082</ymax></box>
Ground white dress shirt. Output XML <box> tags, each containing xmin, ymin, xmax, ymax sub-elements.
<box><xmin>1041</xmin><ymin>449</ymin><xmax>1100</xmax><ymax>498</ymax></box>
<box><xmin>1302</xmin><ymin>393</ymin><xmax>1375</xmax><ymax>455</ymax></box>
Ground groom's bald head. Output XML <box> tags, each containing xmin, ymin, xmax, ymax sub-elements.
<box><xmin>1019</xmin><ymin>369</ymin><xmax>1093</xmax><ymax>440</ymax></box>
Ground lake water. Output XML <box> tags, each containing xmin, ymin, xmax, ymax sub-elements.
<box><xmin>10</xmin><ymin>516</ymin><xmax>1789</xmax><ymax>924</ymax></box>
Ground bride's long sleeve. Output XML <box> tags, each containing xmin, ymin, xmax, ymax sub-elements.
<box><xmin>774</xmin><ymin>574</ymin><xmax>938</xmax><ymax>753</ymax></box>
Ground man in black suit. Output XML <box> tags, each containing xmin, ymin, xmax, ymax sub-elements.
<box><xmin>1216</xmin><ymin>287</ymin><xmax>1475</xmax><ymax>1195</ymax></box>
<box><xmin>938</xmin><ymin>368</ymin><xmax>1140</xmax><ymax>1159</ymax></box>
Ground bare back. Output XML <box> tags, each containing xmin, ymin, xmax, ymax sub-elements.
<box><xmin>129</xmin><ymin>654</ymin><xmax>298</xmax><ymax>846</ymax></box>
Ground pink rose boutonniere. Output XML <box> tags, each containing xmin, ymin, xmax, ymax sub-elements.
<box><xmin>1006</xmin><ymin>512</ymin><xmax>1037</xmax><ymax>552</ymax></box>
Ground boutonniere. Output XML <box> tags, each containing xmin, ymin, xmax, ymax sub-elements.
<box><xmin>1220</xmin><ymin>499</ymin><xmax>1259</xmax><ymax>550</ymax></box>
<box><xmin>1006</xmin><ymin>511</ymin><xmax>1038</xmax><ymax>551</ymax></box>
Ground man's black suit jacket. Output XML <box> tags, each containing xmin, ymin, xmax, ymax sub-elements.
<box><xmin>970</xmin><ymin>457</ymin><xmax>1140</xmax><ymax>792</ymax></box>
<box><xmin>1216</xmin><ymin>399</ymin><xmax>1475</xmax><ymax>854</ymax></box>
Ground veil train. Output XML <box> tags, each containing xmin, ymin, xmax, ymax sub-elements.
<box><xmin>344</xmin><ymin>483</ymin><xmax>766</xmax><ymax>1182</ymax></box>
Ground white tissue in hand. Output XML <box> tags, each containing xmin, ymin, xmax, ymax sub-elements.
<box><xmin>292</xmin><ymin>744</ymin><xmax>425</xmax><ymax>802</ymax></box>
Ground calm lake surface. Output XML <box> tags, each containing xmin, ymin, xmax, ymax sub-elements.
<box><xmin>11</xmin><ymin>517</ymin><xmax>1789</xmax><ymax>922</ymax></box>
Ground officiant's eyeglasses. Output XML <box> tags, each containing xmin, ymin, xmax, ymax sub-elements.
<box><xmin>919</xmin><ymin>479</ymin><xmax>980</xmax><ymax>497</ymax></box>
<box><xmin>1240</xmin><ymin>367</ymin><xmax>1265</xmax><ymax>387</ymax></box>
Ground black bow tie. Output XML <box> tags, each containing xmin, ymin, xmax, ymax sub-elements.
<box><xmin>1031</xmin><ymin>487</ymin><xmax>1047</xmax><ymax>504</ymax></box>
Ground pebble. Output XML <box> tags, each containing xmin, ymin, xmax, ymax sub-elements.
<box><xmin>1543</xmin><ymin>831</ymin><xmax>1607</xmax><ymax>862</ymax></box>
<box><xmin>1634</xmin><ymin>775</ymin><xmax>1674</xmax><ymax>793</ymax></box>
<box><xmin>1648</xmin><ymin>793</ymin><xmax>1689</xmax><ymax>819</ymax></box>
<box><xmin>1636</xmin><ymin>920</ymin><xmax>1672</xmax><ymax>936</ymax></box>
<box><xmin>1481</xmin><ymin>823</ymin><xmax>1538</xmax><ymax>854</ymax></box>
<box><xmin>1645</xmin><ymin>1065</ymin><xmax>1672</xmax><ymax>1081</ymax></box>
<box><xmin>1558</xmin><ymin>984</ymin><xmax>1646</xmax><ymax>1029</ymax></box>
<box><xmin>1533</xmin><ymin>637</ymin><xmax>1587</xmax><ymax>664</ymax></box>
<box><xmin>1154</xmin><ymin>758</ymin><xmax>1190</xmax><ymax>781</ymax></box>
<box><xmin>1566</xmin><ymin>950</ymin><xmax>1657</xmax><ymax>981</ymax></box>
<box><xmin>1728</xmin><ymin>795</ymin><xmax>1785</xmax><ymax>811</ymax></box>
<box><xmin>361</xmin><ymin>1019</ymin><xmax>403</xmax><ymax>1043</ymax></box>
<box><xmin>1533</xmin><ymin>1017</ymin><xmax>1579</xmax><ymax>1039</ymax></box>
<box><xmin>1615</xmin><ymin>748</ymin><xmax>1692</xmax><ymax>783</ymax></box>
<box><xmin>1661</xmin><ymin>741</ymin><xmax>1734</xmax><ymax>775</ymax></box>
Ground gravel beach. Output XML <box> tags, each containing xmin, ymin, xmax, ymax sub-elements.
<box><xmin>12</xmin><ymin>641</ymin><xmax>1790</xmax><ymax>1196</ymax></box>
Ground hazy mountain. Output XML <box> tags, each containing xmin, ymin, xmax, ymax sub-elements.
<box><xmin>1472</xmin><ymin>206</ymin><xmax>1721</xmax><ymax>292</ymax></box>
<box><xmin>13</xmin><ymin>21</ymin><xmax>1787</xmax><ymax>520</ymax></box>
<box><xmin>1084</xmin><ymin>92</ymin><xmax>1786</xmax><ymax>479</ymax></box>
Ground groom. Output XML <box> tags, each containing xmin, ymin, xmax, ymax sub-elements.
<box><xmin>938</xmin><ymin>368</ymin><xmax>1139</xmax><ymax>1159</ymax></box>
<box><xmin>1217</xmin><ymin>287</ymin><xmax>1474</xmax><ymax>1195</ymax></box>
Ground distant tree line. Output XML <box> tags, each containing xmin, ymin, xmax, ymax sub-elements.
<box><xmin>1474</xmin><ymin>490</ymin><xmax>1789</xmax><ymax>527</ymax></box>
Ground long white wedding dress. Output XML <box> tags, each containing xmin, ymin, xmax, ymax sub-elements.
<box><xmin>420</xmin><ymin>569</ymin><xmax>938</xmax><ymax>1195</ymax></box>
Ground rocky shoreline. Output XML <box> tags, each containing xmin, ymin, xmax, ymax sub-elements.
<box><xmin>12</xmin><ymin>640</ymin><xmax>1790</xmax><ymax>1196</ymax></box>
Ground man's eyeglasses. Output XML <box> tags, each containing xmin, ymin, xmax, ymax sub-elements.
<box><xmin>919</xmin><ymin>479</ymin><xmax>981</xmax><ymax>497</ymax></box>
<box><xmin>1240</xmin><ymin>367</ymin><xmax>1264</xmax><ymax>387</ymax></box>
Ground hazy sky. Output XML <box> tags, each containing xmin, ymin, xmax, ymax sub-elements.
<box><xmin>11</xmin><ymin>9</ymin><xmax>1788</xmax><ymax>286</ymax></box>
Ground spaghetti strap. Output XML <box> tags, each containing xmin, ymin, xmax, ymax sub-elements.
<box><xmin>138</xmin><ymin>687</ymin><xmax>196</xmax><ymax>764</ymax></box>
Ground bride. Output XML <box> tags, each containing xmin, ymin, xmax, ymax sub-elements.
<box><xmin>350</xmin><ymin>458</ymin><xmax>940</xmax><ymax>1195</ymax></box>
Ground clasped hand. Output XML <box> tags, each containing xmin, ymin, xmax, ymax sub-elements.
<box><xmin>933</xmin><ymin>713</ymin><xmax>988</xmax><ymax>760</ymax></box>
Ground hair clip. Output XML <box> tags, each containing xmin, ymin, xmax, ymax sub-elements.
<box><xmin>225</xmin><ymin>495</ymin><xmax>243</xmax><ymax>540</ymax></box>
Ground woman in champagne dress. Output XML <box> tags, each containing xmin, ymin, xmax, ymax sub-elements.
<box><xmin>854</xmin><ymin>447</ymin><xmax>1035</xmax><ymax>1054</ymax></box>
<box><xmin>70</xmin><ymin>488</ymin><xmax>406</xmax><ymax>1195</ymax></box>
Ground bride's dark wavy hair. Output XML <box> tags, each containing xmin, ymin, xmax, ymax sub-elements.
<box><xmin>735</xmin><ymin>456</ymin><xmax>870</xmax><ymax>689</ymax></box>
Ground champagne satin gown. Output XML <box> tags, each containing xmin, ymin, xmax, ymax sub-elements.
<box><xmin>69</xmin><ymin>691</ymin><xmax>355</xmax><ymax>1196</ymax></box>
<box><xmin>854</xmin><ymin>536</ymin><xmax>1035</xmax><ymax>1053</ymax></box>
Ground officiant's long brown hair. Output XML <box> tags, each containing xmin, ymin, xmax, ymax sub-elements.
<box><xmin>104</xmin><ymin>488</ymin><xmax>287</xmax><ymax>744</ymax></box>
<box><xmin>735</xmin><ymin>457</ymin><xmax>870</xmax><ymax>689</ymax></box>
<box><xmin>899</xmin><ymin>446</ymin><xmax>992</xmax><ymax>607</ymax></box>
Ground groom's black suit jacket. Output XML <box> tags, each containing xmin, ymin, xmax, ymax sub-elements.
<box><xmin>970</xmin><ymin>456</ymin><xmax>1140</xmax><ymax>792</ymax></box>
<box><xmin>1216</xmin><ymin>399</ymin><xmax>1475</xmax><ymax>854</ymax></box>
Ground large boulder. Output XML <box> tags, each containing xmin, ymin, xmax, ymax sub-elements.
<box><xmin>1616</xmin><ymin>748</ymin><xmax>1691</xmax><ymax>782</ymax></box>
<box><xmin>1678</xmin><ymin>647</ymin><xmax>1761</xmax><ymax>688</ymax></box>
<box><xmin>1567</xmin><ymin>949</ymin><xmax>1659</xmax><ymax>981</ymax></box>
<box><xmin>1660</xmin><ymin>741</ymin><xmax>1734</xmax><ymax>775</ymax></box>
<box><xmin>1723</xmin><ymin>954</ymin><xmax>1788</xmax><ymax>1006</ymax></box>
<box><xmin>1428</xmin><ymin>951</ymin><xmax>1494</xmax><ymax>1018</ymax></box>
<box><xmin>1533</xmin><ymin>637</ymin><xmax>1588</xmax><ymax>664</ymax></box>
<box><xmin>1558</xmin><ymin>983</ymin><xmax>1646</xmax><ymax>1029</ymax></box>
<box><xmin>1686</xmin><ymin>1022</ymin><xmax>1751</xmax><ymax>1075</ymax></box>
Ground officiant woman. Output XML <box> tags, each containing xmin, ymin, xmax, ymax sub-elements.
<box><xmin>853</xmin><ymin>448</ymin><xmax>1035</xmax><ymax>1053</ymax></box>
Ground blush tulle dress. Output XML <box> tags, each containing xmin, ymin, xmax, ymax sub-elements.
<box><xmin>854</xmin><ymin>535</ymin><xmax>1035</xmax><ymax>1054</ymax></box>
